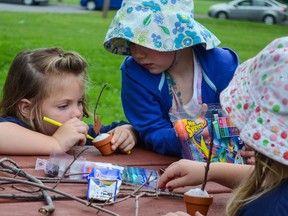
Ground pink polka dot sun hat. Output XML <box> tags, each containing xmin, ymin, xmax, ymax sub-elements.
<box><xmin>220</xmin><ymin>37</ymin><xmax>288</xmax><ymax>166</ymax></box>
<box><xmin>103</xmin><ymin>0</ymin><xmax>220</xmax><ymax>55</ymax></box>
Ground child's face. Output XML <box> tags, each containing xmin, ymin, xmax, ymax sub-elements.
<box><xmin>130</xmin><ymin>43</ymin><xmax>175</xmax><ymax>74</ymax></box>
<box><xmin>41</xmin><ymin>74</ymin><xmax>85</xmax><ymax>136</ymax></box>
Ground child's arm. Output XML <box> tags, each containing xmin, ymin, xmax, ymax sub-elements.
<box><xmin>158</xmin><ymin>159</ymin><xmax>253</xmax><ymax>191</ymax></box>
<box><xmin>0</xmin><ymin>118</ymin><xmax>88</xmax><ymax>155</ymax></box>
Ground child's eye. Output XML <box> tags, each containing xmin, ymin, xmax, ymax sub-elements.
<box><xmin>78</xmin><ymin>99</ymin><xmax>84</xmax><ymax>106</ymax></box>
<box><xmin>58</xmin><ymin>104</ymin><xmax>68</xmax><ymax>110</ymax></box>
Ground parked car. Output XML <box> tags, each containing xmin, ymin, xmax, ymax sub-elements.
<box><xmin>80</xmin><ymin>0</ymin><xmax>122</xmax><ymax>11</ymax></box>
<box><xmin>0</xmin><ymin>0</ymin><xmax>49</xmax><ymax>5</ymax></box>
<box><xmin>208</xmin><ymin>0</ymin><xmax>288</xmax><ymax>24</ymax></box>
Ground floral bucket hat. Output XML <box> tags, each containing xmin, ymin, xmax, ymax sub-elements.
<box><xmin>220</xmin><ymin>37</ymin><xmax>288</xmax><ymax>166</ymax></box>
<box><xmin>103</xmin><ymin>0</ymin><xmax>220</xmax><ymax>55</ymax></box>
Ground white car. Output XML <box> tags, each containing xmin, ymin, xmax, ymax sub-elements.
<box><xmin>208</xmin><ymin>0</ymin><xmax>288</xmax><ymax>24</ymax></box>
<box><xmin>0</xmin><ymin>0</ymin><xmax>49</xmax><ymax>5</ymax></box>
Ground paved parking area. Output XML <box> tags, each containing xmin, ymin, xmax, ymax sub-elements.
<box><xmin>0</xmin><ymin>2</ymin><xmax>89</xmax><ymax>13</ymax></box>
<box><xmin>0</xmin><ymin>2</ymin><xmax>287</xmax><ymax>25</ymax></box>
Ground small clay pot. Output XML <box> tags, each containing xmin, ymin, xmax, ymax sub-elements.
<box><xmin>92</xmin><ymin>133</ymin><xmax>114</xmax><ymax>156</ymax></box>
<box><xmin>184</xmin><ymin>194</ymin><xmax>213</xmax><ymax>216</ymax></box>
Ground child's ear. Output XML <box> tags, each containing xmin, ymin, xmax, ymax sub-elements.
<box><xmin>18</xmin><ymin>99</ymin><xmax>33</xmax><ymax>119</ymax></box>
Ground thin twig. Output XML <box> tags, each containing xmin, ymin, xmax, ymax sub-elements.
<box><xmin>135</xmin><ymin>192</ymin><xmax>146</xmax><ymax>216</ymax></box>
<box><xmin>12</xmin><ymin>184</ymin><xmax>41</xmax><ymax>193</ymax></box>
<box><xmin>0</xmin><ymin>194</ymin><xmax>67</xmax><ymax>200</ymax></box>
<box><xmin>53</xmin><ymin>147</ymin><xmax>89</xmax><ymax>189</ymax></box>
<box><xmin>0</xmin><ymin>158</ymin><xmax>55</xmax><ymax>214</ymax></box>
<box><xmin>120</xmin><ymin>187</ymin><xmax>184</xmax><ymax>198</ymax></box>
<box><xmin>201</xmin><ymin>111</ymin><xmax>215</xmax><ymax>191</ymax></box>
<box><xmin>38</xmin><ymin>178</ymin><xmax>86</xmax><ymax>184</ymax></box>
<box><xmin>93</xmin><ymin>83</ymin><xmax>108</xmax><ymax>122</ymax></box>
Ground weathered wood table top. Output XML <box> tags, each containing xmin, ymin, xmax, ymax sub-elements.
<box><xmin>0</xmin><ymin>146</ymin><xmax>230</xmax><ymax>216</ymax></box>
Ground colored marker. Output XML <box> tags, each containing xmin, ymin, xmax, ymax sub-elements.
<box><xmin>212</xmin><ymin>120</ymin><xmax>221</xmax><ymax>139</ymax></box>
<box><xmin>43</xmin><ymin>116</ymin><xmax>95</xmax><ymax>140</ymax></box>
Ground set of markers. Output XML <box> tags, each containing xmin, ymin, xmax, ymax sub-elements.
<box><xmin>212</xmin><ymin>114</ymin><xmax>240</xmax><ymax>139</ymax></box>
<box><xmin>171</xmin><ymin>103</ymin><xmax>246</xmax><ymax>164</ymax></box>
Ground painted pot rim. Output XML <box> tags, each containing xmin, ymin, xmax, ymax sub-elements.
<box><xmin>184</xmin><ymin>193</ymin><xmax>213</xmax><ymax>205</ymax></box>
<box><xmin>92</xmin><ymin>133</ymin><xmax>112</xmax><ymax>147</ymax></box>
<box><xmin>92</xmin><ymin>133</ymin><xmax>114</xmax><ymax>155</ymax></box>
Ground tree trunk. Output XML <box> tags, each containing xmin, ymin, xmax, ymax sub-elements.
<box><xmin>102</xmin><ymin>0</ymin><xmax>110</xmax><ymax>18</ymax></box>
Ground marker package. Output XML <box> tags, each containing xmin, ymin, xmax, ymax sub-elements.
<box><xmin>170</xmin><ymin>104</ymin><xmax>246</xmax><ymax>164</ymax></box>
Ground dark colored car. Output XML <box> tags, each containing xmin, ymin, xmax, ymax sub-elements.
<box><xmin>80</xmin><ymin>0</ymin><xmax>122</xmax><ymax>11</ymax></box>
<box><xmin>208</xmin><ymin>0</ymin><xmax>288</xmax><ymax>24</ymax></box>
<box><xmin>0</xmin><ymin>0</ymin><xmax>49</xmax><ymax>5</ymax></box>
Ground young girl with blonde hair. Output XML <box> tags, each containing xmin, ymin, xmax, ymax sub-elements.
<box><xmin>0</xmin><ymin>47</ymin><xmax>137</xmax><ymax>155</ymax></box>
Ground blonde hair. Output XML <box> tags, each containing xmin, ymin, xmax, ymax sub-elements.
<box><xmin>0</xmin><ymin>47</ymin><xmax>89</xmax><ymax>133</ymax></box>
<box><xmin>226</xmin><ymin>152</ymin><xmax>288</xmax><ymax>216</ymax></box>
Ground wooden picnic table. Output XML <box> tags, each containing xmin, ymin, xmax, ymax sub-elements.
<box><xmin>0</xmin><ymin>146</ymin><xmax>231</xmax><ymax>216</ymax></box>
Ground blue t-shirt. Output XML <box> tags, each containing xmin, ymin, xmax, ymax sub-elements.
<box><xmin>237</xmin><ymin>180</ymin><xmax>288</xmax><ymax>216</ymax></box>
<box><xmin>0</xmin><ymin>116</ymin><xmax>128</xmax><ymax>146</ymax></box>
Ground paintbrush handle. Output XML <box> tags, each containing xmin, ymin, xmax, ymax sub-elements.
<box><xmin>43</xmin><ymin>116</ymin><xmax>94</xmax><ymax>140</ymax></box>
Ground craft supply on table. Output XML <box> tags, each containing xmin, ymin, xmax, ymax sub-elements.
<box><xmin>87</xmin><ymin>168</ymin><xmax>122</xmax><ymax>201</ymax></box>
<box><xmin>170</xmin><ymin>104</ymin><xmax>245</xmax><ymax>164</ymax></box>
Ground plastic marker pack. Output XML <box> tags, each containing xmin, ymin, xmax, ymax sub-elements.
<box><xmin>170</xmin><ymin>104</ymin><xmax>246</xmax><ymax>164</ymax></box>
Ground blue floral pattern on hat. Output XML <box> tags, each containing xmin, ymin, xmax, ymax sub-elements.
<box><xmin>103</xmin><ymin>0</ymin><xmax>220</xmax><ymax>55</ymax></box>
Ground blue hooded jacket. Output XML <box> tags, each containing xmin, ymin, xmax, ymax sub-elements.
<box><xmin>120</xmin><ymin>44</ymin><xmax>239</xmax><ymax>157</ymax></box>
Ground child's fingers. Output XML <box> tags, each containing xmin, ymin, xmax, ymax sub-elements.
<box><xmin>200</xmin><ymin>103</ymin><xmax>208</xmax><ymax>117</ymax></box>
<box><xmin>111</xmin><ymin>129</ymin><xmax>135</xmax><ymax>151</ymax></box>
<box><xmin>118</xmin><ymin>143</ymin><xmax>134</xmax><ymax>153</ymax></box>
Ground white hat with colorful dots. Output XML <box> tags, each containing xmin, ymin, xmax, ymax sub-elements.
<box><xmin>220</xmin><ymin>37</ymin><xmax>288</xmax><ymax>166</ymax></box>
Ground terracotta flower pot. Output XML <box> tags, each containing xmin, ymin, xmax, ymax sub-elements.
<box><xmin>184</xmin><ymin>193</ymin><xmax>213</xmax><ymax>216</ymax></box>
<box><xmin>92</xmin><ymin>133</ymin><xmax>114</xmax><ymax>156</ymax></box>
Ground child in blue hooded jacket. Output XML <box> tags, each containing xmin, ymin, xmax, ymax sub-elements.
<box><xmin>103</xmin><ymin>0</ymin><xmax>239</xmax><ymax>157</ymax></box>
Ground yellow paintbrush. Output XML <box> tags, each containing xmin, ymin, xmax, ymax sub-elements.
<box><xmin>43</xmin><ymin>116</ymin><xmax>95</xmax><ymax>140</ymax></box>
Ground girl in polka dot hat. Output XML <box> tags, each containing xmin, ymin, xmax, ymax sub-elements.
<box><xmin>220</xmin><ymin>36</ymin><xmax>288</xmax><ymax>216</ymax></box>
<box><xmin>157</xmin><ymin>37</ymin><xmax>288</xmax><ymax>216</ymax></box>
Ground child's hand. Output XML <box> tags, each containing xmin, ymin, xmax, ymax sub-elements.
<box><xmin>108</xmin><ymin>124</ymin><xmax>138</xmax><ymax>154</ymax></box>
<box><xmin>157</xmin><ymin>159</ymin><xmax>206</xmax><ymax>191</ymax></box>
<box><xmin>240</xmin><ymin>144</ymin><xmax>255</xmax><ymax>165</ymax></box>
<box><xmin>200</xmin><ymin>103</ymin><xmax>208</xmax><ymax>117</ymax></box>
<box><xmin>52</xmin><ymin>117</ymin><xmax>89</xmax><ymax>152</ymax></box>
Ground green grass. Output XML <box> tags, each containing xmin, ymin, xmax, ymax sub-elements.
<box><xmin>194</xmin><ymin>0</ymin><xmax>230</xmax><ymax>15</ymax></box>
<box><xmin>0</xmin><ymin>11</ymin><xmax>124</xmax><ymax>124</ymax></box>
<box><xmin>0</xmin><ymin>6</ymin><xmax>287</xmax><ymax>124</ymax></box>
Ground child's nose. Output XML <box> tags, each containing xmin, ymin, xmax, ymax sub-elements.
<box><xmin>133</xmin><ymin>47</ymin><xmax>146</xmax><ymax>59</ymax></box>
<box><xmin>72</xmin><ymin>107</ymin><xmax>83</xmax><ymax>119</ymax></box>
